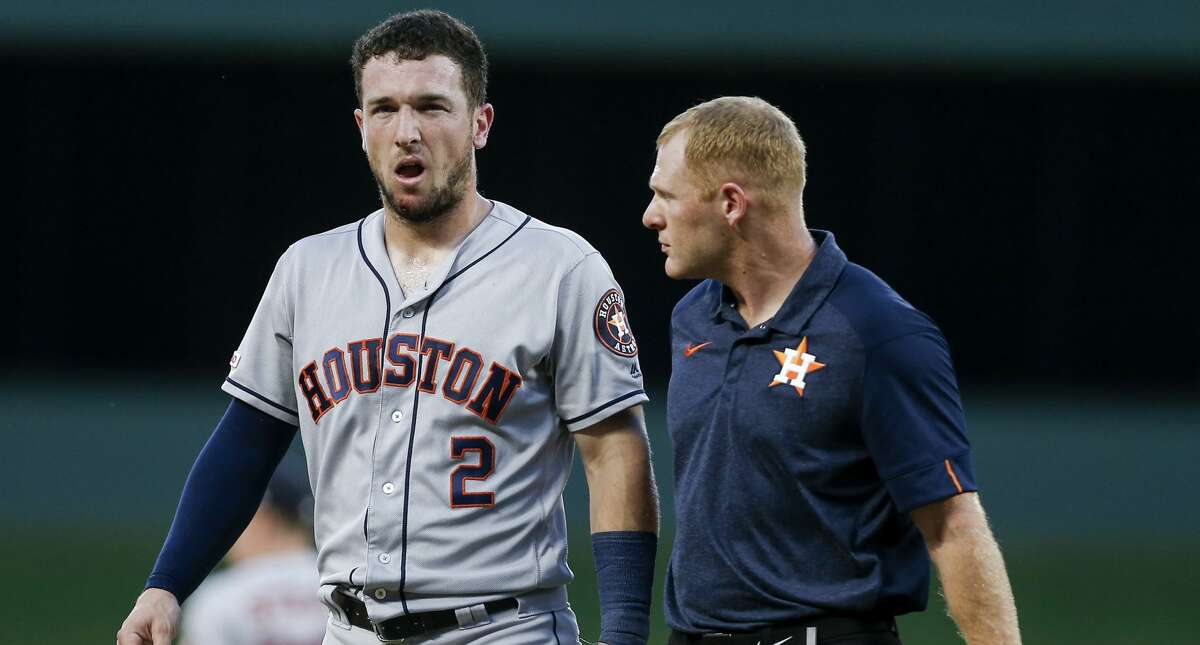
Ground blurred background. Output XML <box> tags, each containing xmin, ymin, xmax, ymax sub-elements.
<box><xmin>3</xmin><ymin>1</ymin><xmax>1199</xmax><ymax>643</ymax></box>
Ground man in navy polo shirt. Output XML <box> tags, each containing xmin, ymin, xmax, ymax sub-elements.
<box><xmin>642</xmin><ymin>96</ymin><xmax>1021</xmax><ymax>645</ymax></box>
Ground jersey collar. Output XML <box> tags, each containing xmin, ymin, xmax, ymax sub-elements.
<box><xmin>359</xmin><ymin>200</ymin><xmax>525</xmax><ymax>311</ymax></box>
<box><xmin>710</xmin><ymin>229</ymin><xmax>848</xmax><ymax>335</ymax></box>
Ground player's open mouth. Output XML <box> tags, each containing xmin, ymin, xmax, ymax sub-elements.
<box><xmin>394</xmin><ymin>159</ymin><xmax>426</xmax><ymax>184</ymax></box>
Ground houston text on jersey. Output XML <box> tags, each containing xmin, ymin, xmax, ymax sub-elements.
<box><xmin>297</xmin><ymin>333</ymin><xmax>522</xmax><ymax>425</ymax></box>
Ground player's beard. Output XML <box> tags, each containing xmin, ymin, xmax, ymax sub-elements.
<box><xmin>376</xmin><ymin>136</ymin><xmax>474</xmax><ymax>224</ymax></box>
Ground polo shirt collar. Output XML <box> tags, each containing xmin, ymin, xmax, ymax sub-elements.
<box><xmin>711</xmin><ymin>229</ymin><xmax>848</xmax><ymax>335</ymax></box>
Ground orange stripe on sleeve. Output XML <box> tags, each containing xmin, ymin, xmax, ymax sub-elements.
<box><xmin>944</xmin><ymin>459</ymin><xmax>964</xmax><ymax>494</ymax></box>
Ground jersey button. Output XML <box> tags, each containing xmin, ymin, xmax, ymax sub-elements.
<box><xmin>373</xmin><ymin>588</ymin><xmax>387</xmax><ymax>600</ymax></box>
<box><xmin>379</xmin><ymin>553</ymin><xmax>391</xmax><ymax>564</ymax></box>
<box><xmin>391</xmin><ymin>410</ymin><xmax>403</xmax><ymax>423</ymax></box>
<box><xmin>382</xmin><ymin>482</ymin><xmax>395</xmax><ymax>495</ymax></box>
<box><xmin>402</xmin><ymin>308</ymin><xmax>416</xmax><ymax>318</ymax></box>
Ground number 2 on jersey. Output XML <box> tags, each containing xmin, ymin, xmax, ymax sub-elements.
<box><xmin>450</xmin><ymin>436</ymin><xmax>496</xmax><ymax>508</ymax></box>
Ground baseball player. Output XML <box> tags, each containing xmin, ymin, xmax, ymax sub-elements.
<box><xmin>117</xmin><ymin>10</ymin><xmax>659</xmax><ymax>645</ymax></box>
<box><xmin>642</xmin><ymin>97</ymin><xmax>1021</xmax><ymax>644</ymax></box>
<box><xmin>181</xmin><ymin>462</ymin><xmax>326</xmax><ymax>645</ymax></box>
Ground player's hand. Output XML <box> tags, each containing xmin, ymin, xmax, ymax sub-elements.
<box><xmin>116</xmin><ymin>587</ymin><xmax>181</xmax><ymax>645</ymax></box>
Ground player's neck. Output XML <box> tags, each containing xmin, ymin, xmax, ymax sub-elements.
<box><xmin>723</xmin><ymin>220</ymin><xmax>816</xmax><ymax>328</ymax></box>
<box><xmin>384</xmin><ymin>192</ymin><xmax>491</xmax><ymax>261</ymax></box>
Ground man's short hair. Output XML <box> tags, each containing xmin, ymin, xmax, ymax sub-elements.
<box><xmin>658</xmin><ymin>96</ymin><xmax>807</xmax><ymax>200</ymax></box>
<box><xmin>350</xmin><ymin>10</ymin><xmax>489</xmax><ymax>107</ymax></box>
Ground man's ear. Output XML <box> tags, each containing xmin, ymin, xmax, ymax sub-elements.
<box><xmin>473</xmin><ymin>103</ymin><xmax>495</xmax><ymax>149</ymax></box>
<box><xmin>720</xmin><ymin>182</ymin><xmax>748</xmax><ymax>228</ymax></box>
<box><xmin>354</xmin><ymin>108</ymin><xmax>367</xmax><ymax>152</ymax></box>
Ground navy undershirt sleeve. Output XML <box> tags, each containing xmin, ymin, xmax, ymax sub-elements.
<box><xmin>145</xmin><ymin>398</ymin><xmax>298</xmax><ymax>602</ymax></box>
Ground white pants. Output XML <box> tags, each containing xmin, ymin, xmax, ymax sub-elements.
<box><xmin>322</xmin><ymin>601</ymin><xmax>579</xmax><ymax>645</ymax></box>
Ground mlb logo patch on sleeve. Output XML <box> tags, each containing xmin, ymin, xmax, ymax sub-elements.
<box><xmin>230</xmin><ymin>350</ymin><xmax>241</xmax><ymax>369</ymax></box>
<box><xmin>594</xmin><ymin>289</ymin><xmax>638</xmax><ymax>357</ymax></box>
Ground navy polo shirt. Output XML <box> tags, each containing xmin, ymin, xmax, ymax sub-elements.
<box><xmin>664</xmin><ymin>230</ymin><xmax>976</xmax><ymax>634</ymax></box>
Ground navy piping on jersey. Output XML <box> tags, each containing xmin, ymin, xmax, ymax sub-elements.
<box><xmin>552</xmin><ymin>610</ymin><xmax>561</xmax><ymax>645</ymax></box>
<box><xmin>562</xmin><ymin>389</ymin><xmax>646</xmax><ymax>425</ymax></box>
<box><xmin>223</xmin><ymin>377</ymin><xmax>299</xmax><ymax>419</ymax></box>
<box><xmin>357</xmin><ymin>217</ymin><xmax>397</xmax><ymax>606</ymax></box>
<box><xmin>356</xmin><ymin>213</ymin><xmax>533</xmax><ymax>613</ymax></box>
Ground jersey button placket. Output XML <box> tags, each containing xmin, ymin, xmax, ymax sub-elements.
<box><xmin>368</xmin><ymin>326</ymin><xmax>409</xmax><ymax>605</ymax></box>
<box><xmin>375</xmin><ymin>402</ymin><xmax>404</xmax><ymax>579</ymax></box>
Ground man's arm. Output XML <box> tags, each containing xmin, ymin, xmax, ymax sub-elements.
<box><xmin>575</xmin><ymin>405</ymin><xmax>660</xmax><ymax>645</ymax></box>
<box><xmin>574</xmin><ymin>405</ymin><xmax>659</xmax><ymax>533</ymax></box>
<box><xmin>911</xmin><ymin>492</ymin><xmax>1021</xmax><ymax>645</ymax></box>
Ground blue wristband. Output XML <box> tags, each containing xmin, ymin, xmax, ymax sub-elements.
<box><xmin>593</xmin><ymin>530</ymin><xmax>657</xmax><ymax>645</ymax></box>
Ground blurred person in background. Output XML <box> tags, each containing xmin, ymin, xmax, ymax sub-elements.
<box><xmin>181</xmin><ymin>462</ymin><xmax>326</xmax><ymax>645</ymax></box>
<box><xmin>642</xmin><ymin>96</ymin><xmax>1021</xmax><ymax>645</ymax></box>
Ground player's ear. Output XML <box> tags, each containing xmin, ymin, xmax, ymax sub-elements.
<box><xmin>720</xmin><ymin>182</ymin><xmax>748</xmax><ymax>228</ymax></box>
<box><xmin>472</xmin><ymin>103</ymin><xmax>494</xmax><ymax>149</ymax></box>
<box><xmin>354</xmin><ymin>108</ymin><xmax>367</xmax><ymax>152</ymax></box>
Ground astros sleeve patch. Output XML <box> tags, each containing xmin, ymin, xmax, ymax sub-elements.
<box><xmin>593</xmin><ymin>288</ymin><xmax>639</xmax><ymax>357</ymax></box>
<box><xmin>552</xmin><ymin>254</ymin><xmax>648</xmax><ymax>431</ymax></box>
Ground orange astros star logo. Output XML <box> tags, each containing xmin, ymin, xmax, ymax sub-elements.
<box><xmin>769</xmin><ymin>337</ymin><xmax>826</xmax><ymax>396</ymax></box>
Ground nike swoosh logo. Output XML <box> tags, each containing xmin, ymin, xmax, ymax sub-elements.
<box><xmin>774</xmin><ymin>637</ymin><xmax>794</xmax><ymax>645</ymax></box>
<box><xmin>683</xmin><ymin>341</ymin><xmax>712</xmax><ymax>358</ymax></box>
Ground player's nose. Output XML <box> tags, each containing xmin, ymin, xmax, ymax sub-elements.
<box><xmin>641</xmin><ymin>202</ymin><xmax>664</xmax><ymax>231</ymax></box>
<box><xmin>393</xmin><ymin>106</ymin><xmax>422</xmax><ymax>146</ymax></box>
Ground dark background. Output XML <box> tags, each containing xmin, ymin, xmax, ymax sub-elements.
<box><xmin>8</xmin><ymin>58</ymin><xmax>1200</xmax><ymax>388</ymax></box>
<box><xmin>3</xmin><ymin>2</ymin><xmax>1199</xmax><ymax>643</ymax></box>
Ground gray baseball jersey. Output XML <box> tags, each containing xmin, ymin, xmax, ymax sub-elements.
<box><xmin>182</xmin><ymin>550</ymin><xmax>326</xmax><ymax>645</ymax></box>
<box><xmin>223</xmin><ymin>200</ymin><xmax>646</xmax><ymax>621</ymax></box>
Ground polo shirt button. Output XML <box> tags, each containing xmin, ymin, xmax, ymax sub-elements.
<box><xmin>391</xmin><ymin>410</ymin><xmax>403</xmax><ymax>423</ymax></box>
<box><xmin>374</xmin><ymin>588</ymin><xmax>387</xmax><ymax>600</ymax></box>
<box><xmin>379</xmin><ymin>553</ymin><xmax>391</xmax><ymax>564</ymax></box>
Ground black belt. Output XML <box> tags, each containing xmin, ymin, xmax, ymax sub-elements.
<box><xmin>670</xmin><ymin>615</ymin><xmax>898</xmax><ymax>644</ymax></box>
<box><xmin>331</xmin><ymin>588</ymin><xmax>518</xmax><ymax>642</ymax></box>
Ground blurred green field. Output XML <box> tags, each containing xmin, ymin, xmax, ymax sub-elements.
<box><xmin>4</xmin><ymin>531</ymin><xmax>1196</xmax><ymax>644</ymax></box>
<box><xmin>565</xmin><ymin>535</ymin><xmax>1196</xmax><ymax>645</ymax></box>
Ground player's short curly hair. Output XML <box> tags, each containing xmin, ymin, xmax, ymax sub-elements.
<box><xmin>350</xmin><ymin>10</ymin><xmax>489</xmax><ymax>107</ymax></box>
<box><xmin>658</xmin><ymin>96</ymin><xmax>806</xmax><ymax>202</ymax></box>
